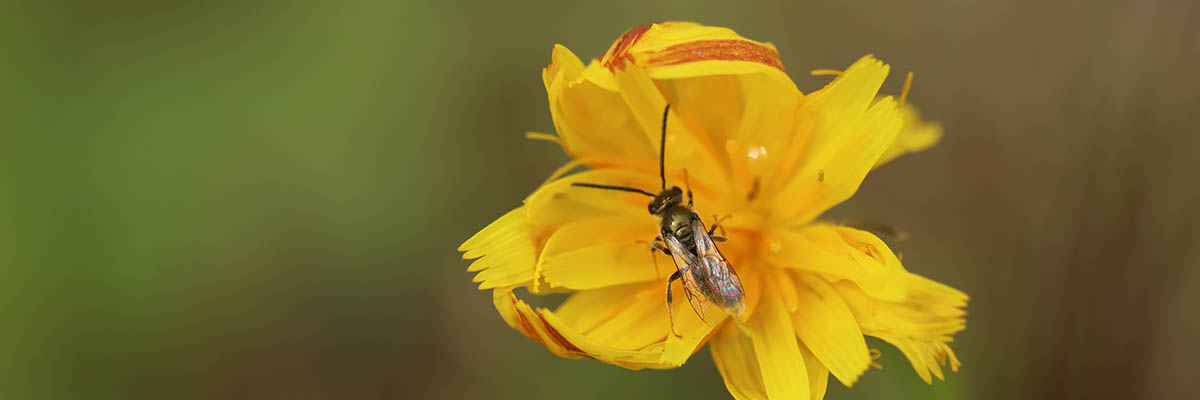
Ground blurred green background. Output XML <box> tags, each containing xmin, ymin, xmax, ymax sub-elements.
<box><xmin>3</xmin><ymin>0</ymin><xmax>1197</xmax><ymax>398</ymax></box>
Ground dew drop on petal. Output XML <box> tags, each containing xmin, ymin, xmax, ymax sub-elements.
<box><xmin>746</xmin><ymin>145</ymin><xmax>767</xmax><ymax>159</ymax></box>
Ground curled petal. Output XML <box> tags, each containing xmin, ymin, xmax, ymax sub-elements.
<box><xmin>494</xmin><ymin>282</ymin><xmax>727</xmax><ymax>370</ymax></box>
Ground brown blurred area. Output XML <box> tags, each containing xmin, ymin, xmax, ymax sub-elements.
<box><xmin>2</xmin><ymin>0</ymin><xmax>1197</xmax><ymax>399</ymax></box>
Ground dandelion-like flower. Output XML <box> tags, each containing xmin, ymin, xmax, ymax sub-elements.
<box><xmin>461</xmin><ymin>22</ymin><xmax>966</xmax><ymax>399</ymax></box>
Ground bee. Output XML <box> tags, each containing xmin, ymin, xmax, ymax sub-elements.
<box><xmin>571</xmin><ymin>105</ymin><xmax>746</xmax><ymax>337</ymax></box>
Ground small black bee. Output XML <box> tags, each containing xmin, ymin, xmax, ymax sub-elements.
<box><xmin>572</xmin><ymin>105</ymin><xmax>746</xmax><ymax>337</ymax></box>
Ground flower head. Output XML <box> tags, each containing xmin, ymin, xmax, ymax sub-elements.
<box><xmin>461</xmin><ymin>22</ymin><xmax>966</xmax><ymax>399</ymax></box>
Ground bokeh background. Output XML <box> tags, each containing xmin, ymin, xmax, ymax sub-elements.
<box><xmin>4</xmin><ymin>0</ymin><xmax>1198</xmax><ymax>398</ymax></box>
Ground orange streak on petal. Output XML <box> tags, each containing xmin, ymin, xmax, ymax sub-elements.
<box><xmin>541</xmin><ymin>316</ymin><xmax>588</xmax><ymax>356</ymax></box>
<box><xmin>603</xmin><ymin>24</ymin><xmax>652</xmax><ymax>71</ymax></box>
<box><xmin>646</xmin><ymin>39</ymin><xmax>786</xmax><ymax>73</ymax></box>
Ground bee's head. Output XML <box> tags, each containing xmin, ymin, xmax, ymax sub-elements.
<box><xmin>648</xmin><ymin>186</ymin><xmax>684</xmax><ymax>216</ymax></box>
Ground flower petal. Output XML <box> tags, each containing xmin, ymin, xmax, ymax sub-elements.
<box><xmin>773</xmin><ymin>56</ymin><xmax>904</xmax><ymax>222</ymax></box>
<box><xmin>540</xmin><ymin>215</ymin><xmax>670</xmax><ymax>290</ymax></box>
<box><xmin>873</xmin><ymin>103</ymin><xmax>942</xmax><ymax>168</ymax></box>
<box><xmin>711</xmin><ymin>317</ymin><xmax>831</xmax><ymax>400</ymax></box>
<box><xmin>766</xmin><ymin>224</ymin><xmax>966</xmax><ymax>305</ymax></box>
<box><xmin>748</xmin><ymin>280</ymin><xmax>810</xmax><ymax>400</ymax></box>
<box><xmin>544</xmin><ymin>44</ymin><xmax>657</xmax><ymax>170</ymax></box>
<box><xmin>800</xmin><ymin>344</ymin><xmax>830</xmax><ymax>400</ymax></box>
<box><xmin>765</xmin><ymin>224</ymin><xmax>968</xmax><ymax>383</ymax></box>
<box><xmin>710</xmin><ymin>323</ymin><xmax>768</xmax><ymax>400</ymax></box>
<box><xmin>463</xmin><ymin>169</ymin><xmax>656</xmax><ymax>292</ymax></box>
<box><xmin>524</xmin><ymin>168</ymin><xmax>655</xmax><ymax>241</ymax></box>
<box><xmin>598</xmin><ymin>22</ymin><xmax>805</xmax><ymax>206</ymax></box>
<box><xmin>791</xmin><ymin>271</ymin><xmax>872</xmax><ymax>387</ymax></box>
<box><xmin>461</xmin><ymin>208</ymin><xmax>538</xmax><ymax>289</ymax></box>
<box><xmin>609</xmin><ymin>62</ymin><xmax>730</xmax><ymax>197</ymax></box>
<box><xmin>657</xmin><ymin>72</ymin><xmax>802</xmax><ymax>205</ymax></box>
<box><xmin>834</xmin><ymin>279</ymin><xmax>966</xmax><ymax>382</ymax></box>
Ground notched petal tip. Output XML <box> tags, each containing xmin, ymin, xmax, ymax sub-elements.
<box><xmin>460</xmin><ymin>208</ymin><xmax>538</xmax><ymax>291</ymax></box>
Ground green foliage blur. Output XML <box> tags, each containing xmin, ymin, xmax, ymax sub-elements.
<box><xmin>3</xmin><ymin>0</ymin><xmax>1197</xmax><ymax>399</ymax></box>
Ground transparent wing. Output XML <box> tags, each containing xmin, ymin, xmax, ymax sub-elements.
<box><xmin>664</xmin><ymin>233</ymin><xmax>708</xmax><ymax>323</ymax></box>
<box><xmin>691</xmin><ymin>218</ymin><xmax>745</xmax><ymax>312</ymax></box>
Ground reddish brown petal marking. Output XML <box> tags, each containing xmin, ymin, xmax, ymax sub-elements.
<box><xmin>511</xmin><ymin>298</ymin><xmax>542</xmax><ymax>342</ymax></box>
<box><xmin>647</xmin><ymin>39</ymin><xmax>786</xmax><ymax>72</ymax></box>
<box><xmin>603</xmin><ymin>24</ymin><xmax>652</xmax><ymax>71</ymax></box>
<box><xmin>542</xmin><ymin>317</ymin><xmax>587</xmax><ymax>355</ymax></box>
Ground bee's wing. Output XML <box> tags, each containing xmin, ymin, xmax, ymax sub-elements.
<box><xmin>691</xmin><ymin>218</ymin><xmax>746</xmax><ymax>311</ymax></box>
<box><xmin>664</xmin><ymin>233</ymin><xmax>708</xmax><ymax>323</ymax></box>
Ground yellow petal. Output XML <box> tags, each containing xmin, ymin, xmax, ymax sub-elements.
<box><xmin>463</xmin><ymin>169</ymin><xmax>655</xmax><ymax>292</ymax></box>
<box><xmin>656</xmin><ymin>71</ymin><xmax>802</xmax><ymax>205</ymax></box>
<box><xmin>774</xmin><ymin>56</ymin><xmax>903</xmax><ymax>222</ymax></box>
<box><xmin>873</xmin><ymin>103</ymin><xmax>943</xmax><ymax>168</ymax></box>
<box><xmin>710</xmin><ymin>313</ymin><xmax>832</xmax><ymax>400</ymax></box>
<box><xmin>873</xmin><ymin>336</ymin><xmax>961</xmax><ymax>384</ymax></box>
<box><xmin>764</xmin><ymin>223</ymin><xmax>967</xmax><ymax>382</ymax></box>
<box><xmin>766</xmin><ymin>224</ymin><xmax>966</xmax><ymax>305</ymax></box>
<box><xmin>764</xmin><ymin>224</ymin><xmax>881</xmax><ymax>287</ymax></box>
<box><xmin>832</xmin><ymin>267</ymin><xmax>965</xmax><ymax>381</ymax></box>
<box><xmin>609</xmin><ymin>62</ymin><xmax>730</xmax><ymax>195</ymax></box>
<box><xmin>791</xmin><ymin>271</ymin><xmax>872</xmax><ymax>387</ymax></box>
<box><xmin>748</xmin><ymin>280</ymin><xmax>810</xmax><ymax>400</ymax></box>
<box><xmin>800</xmin><ymin>342</ymin><xmax>830</xmax><ymax>400</ymax></box>
<box><xmin>461</xmin><ymin>208</ymin><xmax>538</xmax><ymax>289</ymax></box>
<box><xmin>540</xmin><ymin>215</ymin><xmax>670</xmax><ymax>290</ymax></box>
<box><xmin>544</xmin><ymin>45</ymin><xmax>658</xmax><ymax>170</ymax></box>
<box><xmin>710</xmin><ymin>323</ymin><xmax>768</xmax><ymax>400</ymax></box>
<box><xmin>834</xmin><ymin>278</ymin><xmax>966</xmax><ymax>347</ymax></box>
<box><xmin>524</xmin><ymin>168</ymin><xmax>655</xmax><ymax>240</ymax></box>
<box><xmin>595</xmin><ymin>22</ymin><xmax>804</xmax><ymax>205</ymax></box>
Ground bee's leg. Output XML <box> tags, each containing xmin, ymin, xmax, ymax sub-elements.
<box><xmin>643</xmin><ymin>237</ymin><xmax>672</xmax><ymax>278</ymax></box>
<box><xmin>683</xmin><ymin>169</ymin><xmax>694</xmax><ymax>207</ymax></box>
<box><xmin>651</xmin><ymin>237</ymin><xmax>672</xmax><ymax>256</ymax></box>
<box><xmin>666</xmin><ymin>269</ymin><xmax>684</xmax><ymax>338</ymax></box>
<box><xmin>708</xmin><ymin>214</ymin><xmax>731</xmax><ymax>242</ymax></box>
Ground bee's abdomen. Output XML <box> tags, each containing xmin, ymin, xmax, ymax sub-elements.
<box><xmin>675</xmin><ymin>227</ymin><xmax>693</xmax><ymax>249</ymax></box>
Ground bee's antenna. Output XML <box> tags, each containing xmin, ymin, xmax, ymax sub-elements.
<box><xmin>659</xmin><ymin>104</ymin><xmax>669</xmax><ymax>191</ymax></box>
<box><xmin>571</xmin><ymin>182</ymin><xmax>656</xmax><ymax>197</ymax></box>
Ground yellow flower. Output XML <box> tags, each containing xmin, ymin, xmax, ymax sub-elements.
<box><xmin>460</xmin><ymin>22</ymin><xmax>966</xmax><ymax>400</ymax></box>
